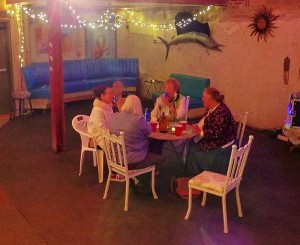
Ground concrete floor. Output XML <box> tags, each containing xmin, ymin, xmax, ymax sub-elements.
<box><xmin>0</xmin><ymin>100</ymin><xmax>300</xmax><ymax>245</ymax></box>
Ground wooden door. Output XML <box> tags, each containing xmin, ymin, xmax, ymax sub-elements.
<box><xmin>0</xmin><ymin>22</ymin><xmax>12</xmax><ymax>114</ymax></box>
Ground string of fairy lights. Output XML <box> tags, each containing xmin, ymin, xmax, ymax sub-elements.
<box><xmin>6</xmin><ymin>1</ymin><xmax>215</xmax><ymax>67</ymax></box>
<box><xmin>7</xmin><ymin>4</ymin><xmax>25</xmax><ymax>67</ymax></box>
<box><xmin>7</xmin><ymin>2</ymin><xmax>214</xmax><ymax>31</ymax></box>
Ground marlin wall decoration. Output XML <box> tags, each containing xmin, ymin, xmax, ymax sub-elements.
<box><xmin>158</xmin><ymin>11</ymin><xmax>224</xmax><ymax>60</ymax></box>
<box><xmin>158</xmin><ymin>32</ymin><xmax>223</xmax><ymax>60</ymax></box>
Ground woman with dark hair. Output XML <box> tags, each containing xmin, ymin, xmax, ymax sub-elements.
<box><xmin>88</xmin><ymin>85</ymin><xmax>114</xmax><ymax>138</ymax></box>
<box><xmin>151</xmin><ymin>78</ymin><xmax>186</xmax><ymax>122</ymax></box>
<box><xmin>186</xmin><ymin>87</ymin><xmax>237</xmax><ymax>175</ymax></box>
<box><xmin>88</xmin><ymin>85</ymin><xmax>125</xmax><ymax>182</ymax></box>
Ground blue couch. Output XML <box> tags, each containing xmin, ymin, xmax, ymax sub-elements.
<box><xmin>152</xmin><ymin>73</ymin><xmax>210</xmax><ymax>109</ymax></box>
<box><xmin>22</xmin><ymin>58</ymin><xmax>139</xmax><ymax>102</ymax></box>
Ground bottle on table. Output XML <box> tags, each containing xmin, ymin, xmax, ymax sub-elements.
<box><xmin>159</xmin><ymin>111</ymin><xmax>169</xmax><ymax>133</ymax></box>
<box><xmin>144</xmin><ymin>108</ymin><xmax>150</xmax><ymax>123</ymax></box>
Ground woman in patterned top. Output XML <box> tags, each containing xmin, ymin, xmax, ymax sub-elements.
<box><xmin>186</xmin><ymin>87</ymin><xmax>238</xmax><ymax>175</ymax></box>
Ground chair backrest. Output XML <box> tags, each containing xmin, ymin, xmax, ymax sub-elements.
<box><xmin>233</xmin><ymin>112</ymin><xmax>249</xmax><ymax>147</ymax></box>
<box><xmin>224</xmin><ymin>135</ymin><xmax>254</xmax><ymax>193</ymax></box>
<box><xmin>102</xmin><ymin>131</ymin><xmax>128</xmax><ymax>173</ymax></box>
<box><xmin>184</xmin><ymin>96</ymin><xmax>190</xmax><ymax>121</ymax></box>
<box><xmin>72</xmin><ymin>114</ymin><xmax>96</xmax><ymax>147</ymax></box>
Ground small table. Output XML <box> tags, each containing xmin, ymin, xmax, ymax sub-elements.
<box><xmin>11</xmin><ymin>91</ymin><xmax>34</xmax><ymax>120</ymax></box>
<box><xmin>148</xmin><ymin>124</ymin><xmax>197</xmax><ymax>172</ymax></box>
<box><xmin>144</xmin><ymin>79</ymin><xmax>163</xmax><ymax>100</ymax></box>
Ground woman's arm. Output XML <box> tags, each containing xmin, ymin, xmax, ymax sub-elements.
<box><xmin>92</xmin><ymin>107</ymin><xmax>109</xmax><ymax>131</ymax></box>
<box><xmin>174</xmin><ymin>95</ymin><xmax>186</xmax><ymax>120</ymax></box>
<box><xmin>140</xmin><ymin>117</ymin><xmax>152</xmax><ymax>136</ymax></box>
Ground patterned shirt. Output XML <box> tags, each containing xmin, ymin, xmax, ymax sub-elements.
<box><xmin>196</xmin><ymin>103</ymin><xmax>237</xmax><ymax>151</ymax></box>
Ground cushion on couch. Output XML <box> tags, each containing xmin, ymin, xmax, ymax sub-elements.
<box><xmin>22</xmin><ymin>58</ymin><xmax>139</xmax><ymax>100</ymax></box>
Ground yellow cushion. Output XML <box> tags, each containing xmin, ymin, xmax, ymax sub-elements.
<box><xmin>189</xmin><ymin>171</ymin><xmax>227</xmax><ymax>193</ymax></box>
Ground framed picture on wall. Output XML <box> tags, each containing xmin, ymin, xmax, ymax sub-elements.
<box><xmin>85</xmin><ymin>28</ymin><xmax>116</xmax><ymax>59</ymax></box>
<box><xmin>29</xmin><ymin>23</ymin><xmax>85</xmax><ymax>62</ymax></box>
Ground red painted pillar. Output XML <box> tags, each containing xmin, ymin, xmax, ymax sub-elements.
<box><xmin>47</xmin><ymin>0</ymin><xmax>65</xmax><ymax>152</ymax></box>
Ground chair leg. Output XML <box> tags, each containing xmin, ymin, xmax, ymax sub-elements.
<box><xmin>103</xmin><ymin>169</ymin><xmax>112</xmax><ymax>200</ymax></box>
<box><xmin>28</xmin><ymin>98</ymin><xmax>34</xmax><ymax>117</ymax></box>
<box><xmin>201</xmin><ymin>192</ymin><xmax>207</xmax><ymax>206</ymax></box>
<box><xmin>236</xmin><ymin>185</ymin><xmax>243</xmax><ymax>217</ymax></box>
<box><xmin>184</xmin><ymin>187</ymin><xmax>192</xmax><ymax>220</ymax></box>
<box><xmin>92</xmin><ymin>152</ymin><xmax>97</xmax><ymax>167</ymax></box>
<box><xmin>222</xmin><ymin>195</ymin><xmax>229</xmax><ymax>234</ymax></box>
<box><xmin>79</xmin><ymin>150</ymin><xmax>85</xmax><ymax>176</ymax></box>
<box><xmin>151</xmin><ymin>170</ymin><xmax>158</xmax><ymax>199</ymax></box>
<box><xmin>124</xmin><ymin>177</ymin><xmax>129</xmax><ymax>211</ymax></box>
<box><xmin>97</xmin><ymin>150</ymin><xmax>104</xmax><ymax>183</ymax></box>
<box><xmin>20</xmin><ymin>99</ymin><xmax>24</xmax><ymax>120</ymax></box>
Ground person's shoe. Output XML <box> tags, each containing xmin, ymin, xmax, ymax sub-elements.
<box><xmin>110</xmin><ymin>173</ymin><xmax>126</xmax><ymax>182</ymax></box>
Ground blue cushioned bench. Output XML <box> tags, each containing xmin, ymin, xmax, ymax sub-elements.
<box><xmin>152</xmin><ymin>73</ymin><xmax>210</xmax><ymax>110</ymax></box>
<box><xmin>22</xmin><ymin>58</ymin><xmax>139</xmax><ymax>109</ymax></box>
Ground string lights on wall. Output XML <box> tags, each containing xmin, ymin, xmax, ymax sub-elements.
<box><xmin>7</xmin><ymin>4</ymin><xmax>25</xmax><ymax>67</ymax></box>
<box><xmin>6</xmin><ymin>2</ymin><xmax>216</xmax><ymax>69</ymax></box>
<box><xmin>7</xmin><ymin>2</ymin><xmax>214</xmax><ymax>31</ymax></box>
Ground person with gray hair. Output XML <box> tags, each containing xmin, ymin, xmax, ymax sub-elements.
<box><xmin>109</xmin><ymin>95</ymin><xmax>163</xmax><ymax>193</ymax></box>
<box><xmin>186</xmin><ymin>87</ymin><xmax>238</xmax><ymax>175</ymax></box>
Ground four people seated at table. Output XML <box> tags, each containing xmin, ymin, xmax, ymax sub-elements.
<box><xmin>88</xmin><ymin>80</ymin><xmax>238</xmax><ymax>192</ymax></box>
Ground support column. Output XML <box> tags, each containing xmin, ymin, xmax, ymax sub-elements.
<box><xmin>47</xmin><ymin>0</ymin><xmax>65</xmax><ymax>152</ymax></box>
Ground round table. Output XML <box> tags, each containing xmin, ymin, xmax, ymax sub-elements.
<box><xmin>148</xmin><ymin>124</ymin><xmax>197</xmax><ymax>172</ymax></box>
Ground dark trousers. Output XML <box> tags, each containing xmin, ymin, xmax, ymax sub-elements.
<box><xmin>128</xmin><ymin>152</ymin><xmax>163</xmax><ymax>184</ymax></box>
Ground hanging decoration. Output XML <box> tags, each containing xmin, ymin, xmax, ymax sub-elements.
<box><xmin>7</xmin><ymin>2</ymin><xmax>216</xmax><ymax>32</ymax></box>
<box><xmin>159</xmin><ymin>11</ymin><xmax>222</xmax><ymax>60</ymax></box>
<box><xmin>248</xmin><ymin>7</ymin><xmax>279</xmax><ymax>42</ymax></box>
<box><xmin>283</xmin><ymin>56</ymin><xmax>290</xmax><ymax>85</ymax></box>
<box><xmin>7</xmin><ymin>4</ymin><xmax>25</xmax><ymax>67</ymax></box>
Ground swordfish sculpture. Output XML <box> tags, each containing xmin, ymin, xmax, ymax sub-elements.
<box><xmin>158</xmin><ymin>31</ymin><xmax>223</xmax><ymax>60</ymax></box>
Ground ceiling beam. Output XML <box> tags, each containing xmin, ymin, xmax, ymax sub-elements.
<box><xmin>6</xmin><ymin>0</ymin><xmax>227</xmax><ymax>6</ymax></box>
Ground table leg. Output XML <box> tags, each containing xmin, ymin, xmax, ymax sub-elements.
<box><xmin>169</xmin><ymin>140</ymin><xmax>189</xmax><ymax>174</ymax></box>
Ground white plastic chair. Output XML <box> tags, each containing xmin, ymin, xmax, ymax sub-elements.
<box><xmin>72</xmin><ymin>115</ymin><xmax>104</xmax><ymax>183</ymax></box>
<box><xmin>233</xmin><ymin>111</ymin><xmax>249</xmax><ymax>147</ymax></box>
<box><xmin>102</xmin><ymin>131</ymin><xmax>158</xmax><ymax>211</ymax></box>
<box><xmin>185</xmin><ymin>135</ymin><xmax>254</xmax><ymax>233</ymax></box>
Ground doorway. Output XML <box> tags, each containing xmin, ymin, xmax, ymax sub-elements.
<box><xmin>0</xmin><ymin>21</ymin><xmax>12</xmax><ymax>114</ymax></box>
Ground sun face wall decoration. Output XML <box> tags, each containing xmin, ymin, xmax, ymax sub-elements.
<box><xmin>248</xmin><ymin>7</ymin><xmax>279</xmax><ymax>42</ymax></box>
